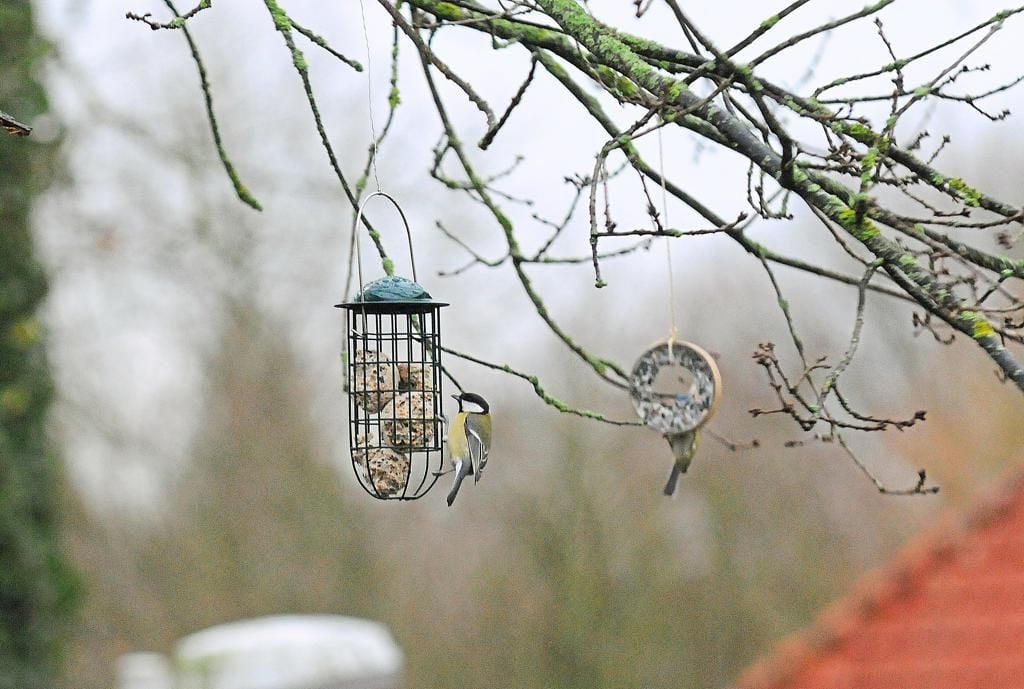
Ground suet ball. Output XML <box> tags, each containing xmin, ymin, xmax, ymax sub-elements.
<box><xmin>352</xmin><ymin>432</ymin><xmax>410</xmax><ymax>497</ymax></box>
<box><xmin>397</xmin><ymin>362</ymin><xmax>434</xmax><ymax>393</ymax></box>
<box><xmin>382</xmin><ymin>391</ymin><xmax>435</xmax><ymax>447</ymax></box>
<box><xmin>351</xmin><ymin>349</ymin><xmax>396</xmax><ymax>413</ymax></box>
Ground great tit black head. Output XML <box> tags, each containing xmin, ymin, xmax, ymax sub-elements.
<box><xmin>451</xmin><ymin>391</ymin><xmax>489</xmax><ymax>413</ymax></box>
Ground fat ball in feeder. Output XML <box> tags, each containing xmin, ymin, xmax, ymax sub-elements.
<box><xmin>352</xmin><ymin>432</ymin><xmax>411</xmax><ymax>498</ymax></box>
<box><xmin>381</xmin><ymin>391</ymin><xmax>435</xmax><ymax>448</ymax></box>
<box><xmin>350</xmin><ymin>349</ymin><xmax>397</xmax><ymax>414</ymax></box>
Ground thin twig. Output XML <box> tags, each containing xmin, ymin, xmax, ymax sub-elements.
<box><xmin>160</xmin><ymin>0</ymin><xmax>261</xmax><ymax>210</ymax></box>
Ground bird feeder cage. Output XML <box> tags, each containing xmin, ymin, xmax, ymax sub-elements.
<box><xmin>335</xmin><ymin>193</ymin><xmax>448</xmax><ymax>500</ymax></box>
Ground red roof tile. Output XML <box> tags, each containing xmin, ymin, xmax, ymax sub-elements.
<box><xmin>732</xmin><ymin>470</ymin><xmax>1024</xmax><ymax>689</ymax></box>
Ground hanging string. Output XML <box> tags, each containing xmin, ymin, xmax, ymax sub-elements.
<box><xmin>357</xmin><ymin>0</ymin><xmax>383</xmax><ymax>193</ymax></box>
<box><xmin>345</xmin><ymin>0</ymin><xmax>384</xmax><ymax>306</ymax></box>
<box><xmin>657</xmin><ymin>123</ymin><xmax>679</xmax><ymax>351</ymax></box>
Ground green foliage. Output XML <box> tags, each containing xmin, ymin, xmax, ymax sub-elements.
<box><xmin>0</xmin><ymin>3</ymin><xmax>79</xmax><ymax>687</ymax></box>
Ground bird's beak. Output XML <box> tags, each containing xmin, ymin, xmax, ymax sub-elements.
<box><xmin>450</xmin><ymin>393</ymin><xmax>461</xmax><ymax>401</ymax></box>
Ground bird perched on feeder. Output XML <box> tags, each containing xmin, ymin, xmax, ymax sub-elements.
<box><xmin>443</xmin><ymin>392</ymin><xmax>491</xmax><ymax>507</ymax></box>
<box><xmin>662</xmin><ymin>429</ymin><xmax>699</xmax><ymax>497</ymax></box>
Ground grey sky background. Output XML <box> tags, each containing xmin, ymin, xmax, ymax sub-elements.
<box><xmin>30</xmin><ymin>0</ymin><xmax>1024</xmax><ymax>508</ymax></box>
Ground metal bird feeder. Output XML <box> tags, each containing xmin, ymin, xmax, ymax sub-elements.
<box><xmin>336</xmin><ymin>192</ymin><xmax>448</xmax><ymax>500</ymax></box>
<box><xmin>629</xmin><ymin>339</ymin><xmax>721</xmax><ymax>434</ymax></box>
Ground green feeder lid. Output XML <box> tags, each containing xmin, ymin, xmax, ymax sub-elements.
<box><xmin>335</xmin><ymin>276</ymin><xmax>447</xmax><ymax>314</ymax></box>
<box><xmin>358</xmin><ymin>275</ymin><xmax>431</xmax><ymax>301</ymax></box>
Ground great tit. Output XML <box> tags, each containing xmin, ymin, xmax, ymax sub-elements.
<box><xmin>663</xmin><ymin>430</ymin><xmax>699</xmax><ymax>497</ymax></box>
<box><xmin>445</xmin><ymin>392</ymin><xmax>491</xmax><ymax>507</ymax></box>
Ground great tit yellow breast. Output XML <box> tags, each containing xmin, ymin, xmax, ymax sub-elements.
<box><xmin>449</xmin><ymin>411</ymin><xmax>469</xmax><ymax>457</ymax></box>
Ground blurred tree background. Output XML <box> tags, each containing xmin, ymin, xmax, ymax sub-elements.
<box><xmin>2</xmin><ymin>1</ymin><xmax>1022</xmax><ymax>688</ymax></box>
<box><xmin>0</xmin><ymin>2</ymin><xmax>79</xmax><ymax>687</ymax></box>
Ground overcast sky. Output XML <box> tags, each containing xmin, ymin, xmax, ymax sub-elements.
<box><xmin>31</xmin><ymin>0</ymin><xmax>1024</xmax><ymax>506</ymax></box>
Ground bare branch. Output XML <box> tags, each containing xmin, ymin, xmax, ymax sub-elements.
<box><xmin>375</xmin><ymin>0</ymin><xmax>497</xmax><ymax>137</ymax></box>
<box><xmin>132</xmin><ymin>0</ymin><xmax>1024</xmax><ymax>486</ymax></box>
<box><xmin>126</xmin><ymin>0</ymin><xmax>210</xmax><ymax>30</ymax></box>
<box><xmin>0</xmin><ymin>109</ymin><xmax>31</xmax><ymax>136</ymax></box>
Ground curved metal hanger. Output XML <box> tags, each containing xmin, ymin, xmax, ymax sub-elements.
<box><xmin>353</xmin><ymin>191</ymin><xmax>418</xmax><ymax>296</ymax></box>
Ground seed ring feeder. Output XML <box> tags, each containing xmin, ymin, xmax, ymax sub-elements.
<box><xmin>629</xmin><ymin>339</ymin><xmax>721</xmax><ymax>434</ymax></box>
<box><xmin>335</xmin><ymin>192</ymin><xmax>448</xmax><ymax>500</ymax></box>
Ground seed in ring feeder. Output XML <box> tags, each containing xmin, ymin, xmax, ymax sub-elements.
<box><xmin>351</xmin><ymin>350</ymin><xmax>397</xmax><ymax>413</ymax></box>
<box><xmin>629</xmin><ymin>340</ymin><xmax>721</xmax><ymax>435</ymax></box>
<box><xmin>381</xmin><ymin>391</ymin><xmax>435</xmax><ymax>448</ymax></box>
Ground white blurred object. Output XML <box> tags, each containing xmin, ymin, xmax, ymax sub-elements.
<box><xmin>117</xmin><ymin>615</ymin><xmax>403</xmax><ymax>689</ymax></box>
<box><xmin>116</xmin><ymin>652</ymin><xmax>174</xmax><ymax>689</ymax></box>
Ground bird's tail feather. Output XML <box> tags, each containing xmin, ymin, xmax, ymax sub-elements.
<box><xmin>447</xmin><ymin>462</ymin><xmax>470</xmax><ymax>507</ymax></box>
<box><xmin>663</xmin><ymin>463</ymin><xmax>683</xmax><ymax>497</ymax></box>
